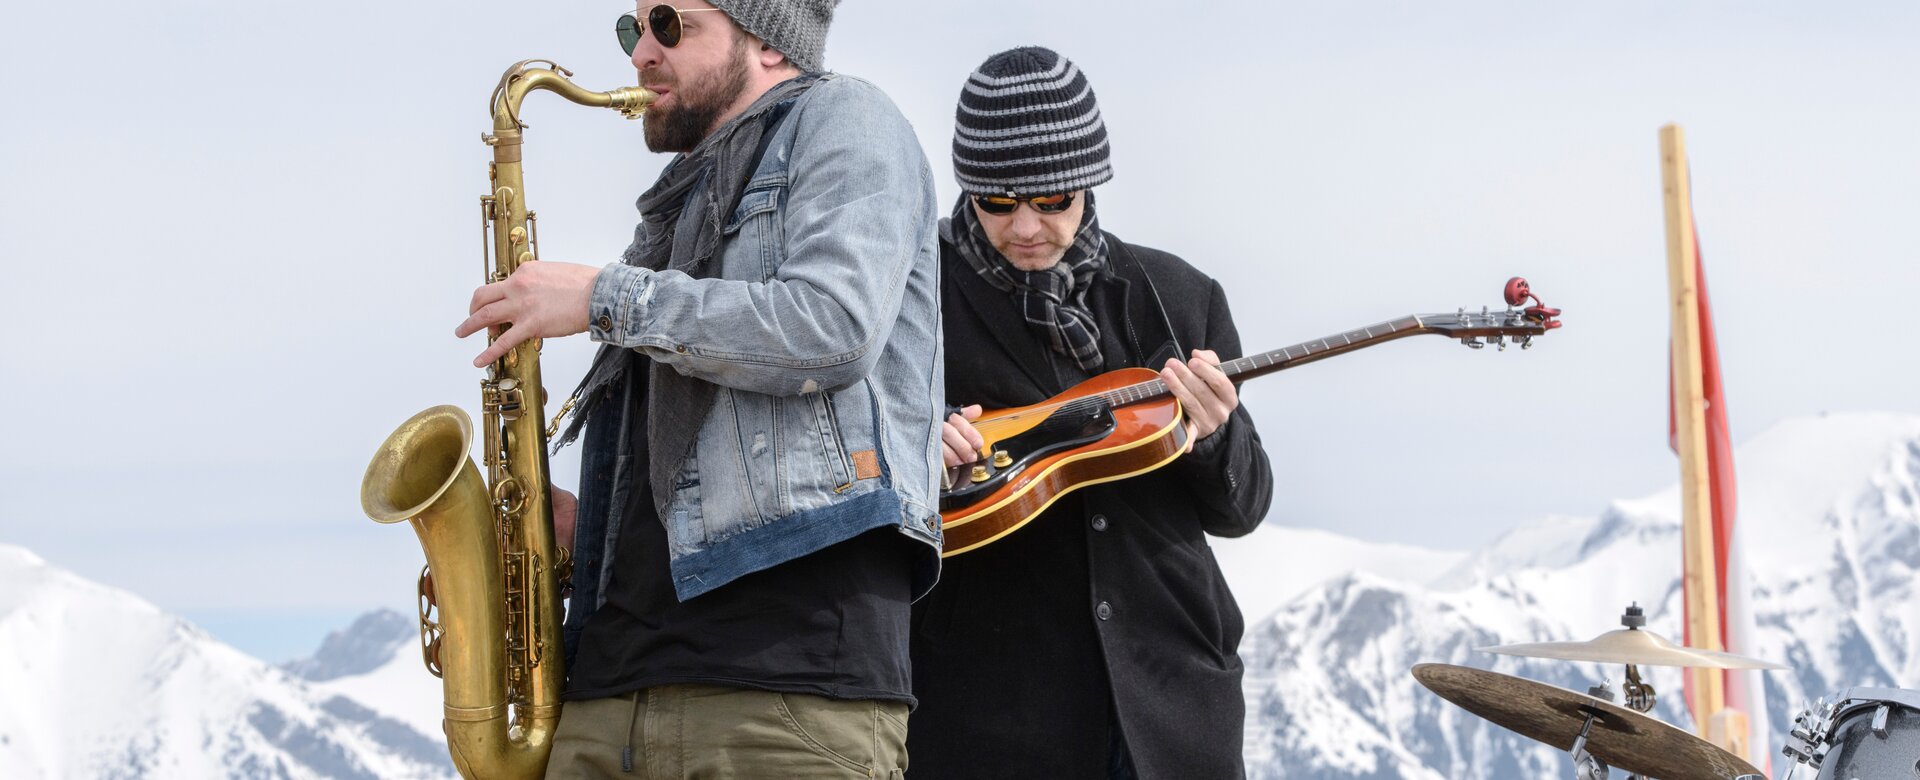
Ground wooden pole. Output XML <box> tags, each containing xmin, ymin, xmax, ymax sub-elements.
<box><xmin>1660</xmin><ymin>123</ymin><xmax>1726</xmax><ymax>736</ymax></box>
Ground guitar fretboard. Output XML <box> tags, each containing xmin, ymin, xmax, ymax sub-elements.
<box><xmin>1093</xmin><ymin>316</ymin><xmax>1426</xmax><ymax>407</ymax></box>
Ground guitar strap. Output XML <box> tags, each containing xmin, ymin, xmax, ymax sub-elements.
<box><xmin>1107</xmin><ymin>235</ymin><xmax>1186</xmax><ymax>369</ymax></box>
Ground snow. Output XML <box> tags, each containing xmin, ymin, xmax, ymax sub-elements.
<box><xmin>310</xmin><ymin>637</ymin><xmax>447</xmax><ymax>743</ymax></box>
<box><xmin>1215</xmin><ymin>525</ymin><xmax>1469</xmax><ymax>626</ymax></box>
<box><xmin>0</xmin><ymin>544</ymin><xmax>454</xmax><ymax>779</ymax></box>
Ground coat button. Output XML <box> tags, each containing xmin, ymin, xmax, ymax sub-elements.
<box><xmin>1090</xmin><ymin>514</ymin><xmax>1108</xmax><ymax>532</ymax></box>
<box><xmin>1095</xmin><ymin>601</ymin><xmax>1113</xmax><ymax>621</ymax></box>
<box><xmin>596</xmin><ymin>314</ymin><xmax>613</xmax><ymax>330</ymax></box>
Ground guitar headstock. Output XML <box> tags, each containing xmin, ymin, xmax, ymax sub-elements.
<box><xmin>1417</xmin><ymin>277</ymin><xmax>1563</xmax><ymax>350</ymax></box>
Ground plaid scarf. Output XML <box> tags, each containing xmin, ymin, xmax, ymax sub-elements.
<box><xmin>943</xmin><ymin>193</ymin><xmax>1109</xmax><ymax>372</ymax></box>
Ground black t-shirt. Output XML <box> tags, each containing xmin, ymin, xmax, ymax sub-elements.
<box><xmin>563</xmin><ymin>399</ymin><xmax>917</xmax><ymax>706</ymax></box>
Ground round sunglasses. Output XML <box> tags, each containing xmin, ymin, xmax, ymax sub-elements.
<box><xmin>973</xmin><ymin>192</ymin><xmax>1076</xmax><ymax>216</ymax></box>
<box><xmin>616</xmin><ymin>5</ymin><xmax>728</xmax><ymax>54</ymax></box>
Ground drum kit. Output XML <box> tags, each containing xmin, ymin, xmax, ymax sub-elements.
<box><xmin>1413</xmin><ymin>604</ymin><xmax>1919</xmax><ymax>779</ymax></box>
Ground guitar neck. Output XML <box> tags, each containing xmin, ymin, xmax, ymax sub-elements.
<box><xmin>1095</xmin><ymin>315</ymin><xmax>1430</xmax><ymax>407</ymax></box>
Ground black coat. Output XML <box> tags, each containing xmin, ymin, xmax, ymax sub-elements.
<box><xmin>909</xmin><ymin>233</ymin><xmax>1274</xmax><ymax>779</ymax></box>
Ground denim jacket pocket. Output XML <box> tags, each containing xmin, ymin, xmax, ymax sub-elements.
<box><xmin>722</xmin><ymin>185</ymin><xmax>784</xmax><ymax>281</ymax></box>
<box><xmin>810</xmin><ymin>391</ymin><xmax>854</xmax><ymax>494</ymax></box>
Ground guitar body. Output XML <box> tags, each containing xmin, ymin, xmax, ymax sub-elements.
<box><xmin>940</xmin><ymin>368</ymin><xmax>1189</xmax><ymax>557</ymax></box>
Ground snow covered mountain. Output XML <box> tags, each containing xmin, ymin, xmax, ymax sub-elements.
<box><xmin>0</xmin><ymin>546</ymin><xmax>453</xmax><ymax>779</ymax></box>
<box><xmin>1233</xmin><ymin>412</ymin><xmax>1920</xmax><ymax>778</ymax></box>
<box><xmin>282</xmin><ymin>609</ymin><xmax>447</xmax><ymax>744</ymax></box>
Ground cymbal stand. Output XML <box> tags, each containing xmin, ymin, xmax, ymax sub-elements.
<box><xmin>1569</xmin><ymin>710</ymin><xmax>1610</xmax><ymax>780</ymax></box>
<box><xmin>1621</xmin><ymin>663</ymin><xmax>1656</xmax><ymax>713</ymax></box>
<box><xmin>1583</xmin><ymin>678</ymin><xmax>1651</xmax><ymax>780</ymax></box>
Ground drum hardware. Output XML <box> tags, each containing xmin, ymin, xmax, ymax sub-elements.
<box><xmin>1622</xmin><ymin>661</ymin><xmax>1657</xmax><ymax>714</ymax></box>
<box><xmin>1780</xmin><ymin>687</ymin><xmax>1920</xmax><ymax>779</ymax></box>
<box><xmin>1587</xmin><ymin>670</ymin><xmax>1655</xmax><ymax>715</ymax></box>
<box><xmin>1413</xmin><ymin>663</ymin><xmax>1763</xmax><ymax>779</ymax></box>
<box><xmin>1571</xmin><ymin>709</ymin><xmax>1611</xmax><ymax>780</ymax></box>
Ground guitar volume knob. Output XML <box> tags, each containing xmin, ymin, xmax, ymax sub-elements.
<box><xmin>970</xmin><ymin>465</ymin><xmax>991</xmax><ymax>483</ymax></box>
<box><xmin>992</xmin><ymin>450</ymin><xmax>1012</xmax><ymax>468</ymax></box>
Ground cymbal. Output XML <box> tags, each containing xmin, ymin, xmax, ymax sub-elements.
<box><xmin>1413</xmin><ymin>663</ymin><xmax>1761</xmax><ymax>780</ymax></box>
<box><xmin>1479</xmin><ymin>627</ymin><xmax>1788</xmax><ymax>670</ymax></box>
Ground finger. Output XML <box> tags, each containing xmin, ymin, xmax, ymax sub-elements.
<box><xmin>954</xmin><ymin>415</ymin><xmax>986</xmax><ymax>452</ymax></box>
<box><xmin>473</xmin><ymin>323</ymin><xmax>531</xmax><ymax>367</ymax></box>
<box><xmin>1161</xmin><ymin>360</ymin><xmax>1201</xmax><ymax>415</ymax></box>
<box><xmin>1165</xmin><ymin>359</ymin><xmax>1220</xmax><ymax>433</ymax></box>
<box><xmin>942</xmin><ymin>420</ymin><xmax>978</xmax><ymax>467</ymax></box>
<box><xmin>469</xmin><ymin>281</ymin><xmax>508</xmax><ymax>316</ymax></box>
<box><xmin>1189</xmin><ymin>356</ymin><xmax>1239</xmax><ymax>411</ymax></box>
<box><xmin>456</xmin><ymin>299</ymin><xmax>516</xmax><ymax>339</ymax></box>
<box><xmin>1190</xmin><ymin>348</ymin><xmax>1221</xmax><ymax>367</ymax></box>
<box><xmin>961</xmin><ymin>404</ymin><xmax>983</xmax><ymax>421</ymax></box>
<box><xmin>942</xmin><ymin>419</ymin><xmax>971</xmax><ymax>455</ymax></box>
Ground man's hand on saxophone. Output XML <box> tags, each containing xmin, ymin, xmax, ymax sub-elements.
<box><xmin>454</xmin><ymin>259</ymin><xmax>601</xmax><ymax>367</ymax></box>
<box><xmin>549</xmin><ymin>486</ymin><xmax>578</xmax><ymax>552</ymax></box>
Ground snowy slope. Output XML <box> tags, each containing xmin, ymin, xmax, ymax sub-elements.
<box><xmin>1215</xmin><ymin>525</ymin><xmax>1469</xmax><ymax>628</ymax></box>
<box><xmin>1239</xmin><ymin>412</ymin><xmax>1920</xmax><ymax>778</ymax></box>
<box><xmin>0</xmin><ymin>546</ymin><xmax>454</xmax><ymax>779</ymax></box>
<box><xmin>285</xmin><ymin>610</ymin><xmax>447</xmax><ymax>744</ymax></box>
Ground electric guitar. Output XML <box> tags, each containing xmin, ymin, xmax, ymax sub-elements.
<box><xmin>938</xmin><ymin>277</ymin><xmax>1563</xmax><ymax>556</ymax></box>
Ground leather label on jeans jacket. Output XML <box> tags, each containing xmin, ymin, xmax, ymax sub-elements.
<box><xmin>851</xmin><ymin>450</ymin><xmax>881</xmax><ymax>480</ymax></box>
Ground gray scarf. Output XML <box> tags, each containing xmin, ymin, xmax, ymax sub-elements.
<box><xmin>556</xmin><ymin>75</ymin><xmax>820</xmax><ymax>520</ymax></box>
<box><xmin>942</xmin><ymin>192</ymin><xmax>1110</xmax><ymax>371</ymax></box>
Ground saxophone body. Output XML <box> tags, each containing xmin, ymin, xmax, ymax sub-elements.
<box><xmin>360</xmin><ymin>62</ymin><xmax>654</xmax><ymax>780</ymax></box>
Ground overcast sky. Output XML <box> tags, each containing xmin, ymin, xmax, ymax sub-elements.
<box><xmin>4</xmin><ymin>1</ymin><xmax>1917</xmax><ymax>662</ymax></box>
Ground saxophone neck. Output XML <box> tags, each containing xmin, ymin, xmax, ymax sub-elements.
<box><xmin>488</xmin><ymin>60</ymin><xmax>657</xmax><ymax>148</ymax></box>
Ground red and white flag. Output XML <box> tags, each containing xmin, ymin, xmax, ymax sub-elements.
<box><xmin>1670</xmin><ymin>227</ymin><xmax>1772</xmax><ymax>773</ymax></box>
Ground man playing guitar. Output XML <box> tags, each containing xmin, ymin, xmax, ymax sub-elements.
<box><xmin>908</xmin><ymin>46</ymin><xmax>1275</xmax><ymax>779</ymax></box>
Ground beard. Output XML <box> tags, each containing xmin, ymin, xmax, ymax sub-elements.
<box><xmin>643</xmin><ymin>38</ymin><xmax>752</xmax><ymax>153</ymax></box>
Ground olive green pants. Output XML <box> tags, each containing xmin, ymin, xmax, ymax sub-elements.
<box><xmin>545</xmin><ymin>684</ymin><xmax>908</xmax><ymax>779</ymax></box>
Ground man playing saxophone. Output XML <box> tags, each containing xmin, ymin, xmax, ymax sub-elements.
<box><xmin>454</xmin><ymin>1</ymin><xmax>942</xmax><ymax>775</ymax></box>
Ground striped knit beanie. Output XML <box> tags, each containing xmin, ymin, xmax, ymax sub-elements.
<box><xmin>952</xmin><ymin>47</ymin><xmax>1113</xmax><ymax>196</ymax></box>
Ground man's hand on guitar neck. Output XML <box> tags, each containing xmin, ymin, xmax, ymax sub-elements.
<box><xmin>1160</xmin><ymin>349</ymin><xmax>1238</xmax><ymax>445</ymax></box>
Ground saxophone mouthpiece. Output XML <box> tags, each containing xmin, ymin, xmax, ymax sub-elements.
<box><xmin>610</xmin><ymin>86</ymin><xmax>657</xmax><ymax>119</ymax></box>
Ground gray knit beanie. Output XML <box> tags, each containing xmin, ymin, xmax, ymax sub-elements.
<box><xmin>708</xmin><ymin>0</ymin><xmax>838</xmax><ymax>73</ymax></box>
<box><xmin>952</xmin><ymin>46</ymin><xmax>1113</xmax><ymax>196</ymax></box>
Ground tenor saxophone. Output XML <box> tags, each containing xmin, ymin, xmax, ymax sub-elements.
<box><xmin>360</xmin><ymin>61</ymin><xmax>653</xmax><ymax>779</ymax></box>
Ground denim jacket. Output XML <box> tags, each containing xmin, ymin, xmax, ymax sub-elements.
<box><xmin>564</xmin><ymin>74</ymin><xmax>942</xmax><ymax>641</ymax></box>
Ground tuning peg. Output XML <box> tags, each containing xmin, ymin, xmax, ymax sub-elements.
<box><xmin>1461</xmin><ymin>338</ymin><xmax>1484</xmax><ymax>349</ymax></box>
<box><xmin>1520</xmin><ymin>336</ymin><xmax>1533</xmax><ymax>350</ymax></box>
